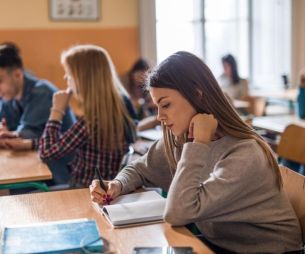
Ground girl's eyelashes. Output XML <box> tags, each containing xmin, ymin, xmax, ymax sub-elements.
<box><xmin>161</xmin><ymin>103</ymin><xmax>170</xmax><ymax>109</ymax></box>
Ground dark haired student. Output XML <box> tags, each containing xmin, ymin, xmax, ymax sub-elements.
<box><xmin>218</xmin><ymin>54</ymin><xmax>249</xmax><ymax>100</ymax></box>
<box><xmin>90</xmin><ymin>51</ymin><xmax>302</xmax><ymax>253</ymax></box>
<box><xmin>0</xmin><ymin>43</ymin><xmax>76</xmax><ymax>185</ymax></box>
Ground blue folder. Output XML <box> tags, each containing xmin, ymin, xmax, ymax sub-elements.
<box><xmin>1</xmin><ymin>219</ymin><xmax>103</xmax><ymax>254</ymax></box>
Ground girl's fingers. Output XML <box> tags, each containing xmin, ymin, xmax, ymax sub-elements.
<box><xmin>89</xmin><ymin>181</ymin><xmax>106</xmax><ymax>196</ymax></box>
<box><xmin>4</xmin><ymin>141</ymin><xmax>13</xmax><ymax>149</ymax></box>
<box><xmin>90</xmin><ymin>190</ymin><xmax>105</xmax><ymax>203</ymax></box>
<box><xmin>91</xmin><ymin>196</ymin><xmax>103</xmax><ymax>204</ymax></box>
<box><xmin>66</xmin><ymin>87</ymin><xmax>73</xmax><ymax>95</ymax></box>
<box><xmin>103</xmin><ymin>197</ymin><xmax>113</xmax><ymax>205</ymax></box>
<box><xmin>106</xmin><ymin>182</ymin><xmax>121</xmax><ymax>200</ymax></box>
<box><xmin>91</xmin><ymin>186</ymin><xmax>105</xmax><ymax>196</ymax></box>
<box><xmin>91</xmin><ymin>179</ymin><xmax>100</xmax><ymax>188</ymax></box>
<box><xmin>106</xmin><ymin>182</ymin><xmax>115</xmax><ymax>196</ymax></box>
<box><xmin>90</xmin><ymin>180</ymin><xmax>102</xmax><ymax>190</ymax></box>
<box><xmin>90</xmin><ymin>180</ymin><xmax>118</xmax><ymax>204</ymax></box>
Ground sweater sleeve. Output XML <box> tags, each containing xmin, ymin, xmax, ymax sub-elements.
<box><xmin>164</xmin><ymin>141</ymin><xmax>271</xmax><ymax>226</ymax></box>
<box><xmin>115</xmin><ymin>138</ymin><xmax>172</xmax><ymax>194</ymax></box>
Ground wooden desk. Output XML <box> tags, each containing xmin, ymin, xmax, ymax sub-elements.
<box><xmin>252</xmin><ymin>115</ymin><xmax>305</xmax><ymax>134</ymax></box>
<box><xmin>250</xmin><ymin>88</ymin><xmax>298</xmax><ymax>102</ymax></box>
<box><xmin>0</xmin><ymin>150</ymin><xmax>52</xmax><ymax>184</ymax></box>
<box><xmin>0</xmin><ymin>189</ymin><xmax>212</xmax><ymax>254</ymax></box>
<box><xmin>233</xmin><ymin>99</ymin><xmax>250</xmax><ymax>109</ymax></box>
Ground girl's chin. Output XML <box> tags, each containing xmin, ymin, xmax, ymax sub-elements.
<box><xmin>171</xmin><ymin>129</ymin><xmax>186</xmax><ymax>137</ymax></box>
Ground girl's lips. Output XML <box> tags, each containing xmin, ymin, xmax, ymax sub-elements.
<box><xmin>167</xmin><ymin>124</ymin><xmax>173</xmax><ymax>128</ymax></box>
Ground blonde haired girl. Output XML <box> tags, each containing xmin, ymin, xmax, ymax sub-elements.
<box><xmin>39</xmin><ymin>45</ymin><xmax>136</xmax><ymax>187</ymax></box>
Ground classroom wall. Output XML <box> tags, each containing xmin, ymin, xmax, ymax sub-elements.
<box><xmin>0</xmin><ymin>0</ymin><xmax>140</xmax><ymax>89</ymax></box>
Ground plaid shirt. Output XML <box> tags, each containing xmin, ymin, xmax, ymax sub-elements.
<box><xmin>39</xmin><ymin>119</ymin><xmax>129</xmax><ymax>187</ymax></box>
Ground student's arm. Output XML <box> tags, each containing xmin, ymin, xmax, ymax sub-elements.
<box><xmin>297</xmin><ymin>87</ymin><xmax>305</xmax><ymax>119</ymax></box>
<box><xmin>114</xmin><ymin>138</ymin><xmax>172</xmax><ymax>194</ymax></box>
<box><xmin>0</xmin><ymin>138</ymin><xmax>33</xmax><ymax>150</ymax></box>
<box><xmin>61</xmin><ymin>108</ymin><xmax>77</xmax><ymax>132</ymax></box>
<box><xmin>39</xmin><ymin>119</ymin><xmax>87</xmax><ymax>160</ymax></box>
<box><xmin>0</xmin><ymin>101</ymin><xmax>22</xmax><ymax>132</ymax></box>
<box><xmin>163</xmin><ymin>141</ymin><xmax>269</xmax><ymax>226</ymax></box>
<box><xmin>17</xmin><ymin>85</ymin><xmax>75</xmax><ymax>138</ymax></box>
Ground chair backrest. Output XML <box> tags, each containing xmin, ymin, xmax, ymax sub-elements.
<box><xmin>245</xmin><ymin>96</ymin><xmax>266</xmax><ymax>116</ymax></box>
<box><xmin>277</xmin><ymin>124</ymin><xmax>305</xmax><ymax>164</ymax></box>
<box><xmin>280</xmin><ymin>165</ymin><xmax>305</xmax><ymax>243</ymax></box>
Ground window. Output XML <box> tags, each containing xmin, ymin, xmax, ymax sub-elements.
<box><xmin>204</xmin><ymin>0</ymin><xmax>249</xmax><ymax>79</ymax></box>
<box><xmin>154</xmin><ymin>0</ymin><xmax>291</xmax><ymax>90</ymax></box>
<box><xmin>155</xmin><ymin>0</ymin><xmax>203</xmax><ymax>63</ymax></box>
<box><xmin>251</xmin><ymin>0</ymin><xmax>291</xmax><ymax>89</ymax></box>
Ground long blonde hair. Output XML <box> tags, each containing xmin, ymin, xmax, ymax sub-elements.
<box><xmin>149</xmin><ymin>51</ymin><xmax>282</xmax><ymax>188</ymax></box>
<box><xmin>61</xmin><ymin>45</ymin><xmax>134</xmax><ymax>150</ymax></box>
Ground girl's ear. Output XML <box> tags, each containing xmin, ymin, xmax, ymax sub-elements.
<box><xmin>196</xmin><ymin>89</ymin><xmax>203</xmax><ymax>97</ymax></box>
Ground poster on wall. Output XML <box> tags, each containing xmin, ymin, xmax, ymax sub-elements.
<box><xmin>49</xmin><ymin>0</ymin><xmax>100</xmax><ymax>21</ymax></box>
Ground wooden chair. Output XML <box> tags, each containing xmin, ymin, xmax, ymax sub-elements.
<box><xmin>280</xmin><ymin>166</ymin><xmax>305</xmax><ymax>243</ymax></box>
<box><xmin>245</xmin><ymin>96</ymin><xmax>267</xmax><ymax>117</ymax></box>
<box><xmin>277</xmin><ymin>124</ymin><xmax>305</xmax><ymax>165</ymax></box>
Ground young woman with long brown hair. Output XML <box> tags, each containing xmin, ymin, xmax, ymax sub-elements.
<box><xmin>219</xmin><ymin>54</ymin><xmax>249</xmax><ymax>100</ymax></box>
<box><xmin>90</xmin><ymin>51</ymin><xmax>302</xmax><ymax>253</ymax></box>
<box><xmin>39</xmin><ymin>45</ymin><xmax>136</xmax><ymax>187</ymax></box>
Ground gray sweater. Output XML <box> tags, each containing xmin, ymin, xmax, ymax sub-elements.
<box><xmin>115</xmin><ymin>136</ymin><xmax>302</xmax><ymax>253</ymax></box>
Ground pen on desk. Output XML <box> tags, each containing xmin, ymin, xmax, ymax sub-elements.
<box><xmin>94</xmin><ymin>167</ymin><xmax>112</xmax><ymax>205</ymax></box>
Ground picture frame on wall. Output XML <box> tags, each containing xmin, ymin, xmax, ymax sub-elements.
<box><xmin>49</xmin><ymin>0</ymin><xmax>100</xmax><ymax>21</ymax></box>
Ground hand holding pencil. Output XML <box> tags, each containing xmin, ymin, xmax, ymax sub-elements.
<box><xmin>90</xmin><ymin>168</ymin><xmax>122</xmax><ymax>205</ymax></box>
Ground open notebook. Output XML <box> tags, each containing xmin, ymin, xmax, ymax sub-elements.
<box><xmin>94</xmin><ymin>191</ymin><xmax>166</xmax><ymax>228</ymax></box>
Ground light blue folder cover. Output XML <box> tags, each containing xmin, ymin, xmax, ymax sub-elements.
<box><xmin>1</xmin><ymin>219</ymin><xmax>103</xmax><ymax>254</ymax></box>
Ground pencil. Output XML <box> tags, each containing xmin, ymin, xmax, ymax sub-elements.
<box><xmin>94</xmin><ymin>168</ymin><xmax>112</xmax><ymax>205</ymax></box>
<box><xmin>94</xmin><ymin>167</ymin><xmax>107</xmax><ymax>191</ymax></box>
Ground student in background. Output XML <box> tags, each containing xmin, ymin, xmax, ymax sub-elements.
<box><xmin>39</xmin><ymin>45</ymin><xmax>137</xmax><ymax>188</ymax></box>
<box><xmin>122</xmin><ymin>59</ymin><xmax>156</xmax><ymax>119</ymax></box>
<box><xmin>122</xmin><ymin>59</ymin><xmax>159</xmax><ymax>131</ymax></box>
<box><xmin>0</xmin><ymin>43</ymin><xmax>76</xmax><ymax>185</ymax></box>
<box><xmin>280</xmin><ymin>68</ymin><xmax>305</xmax><ymax>174</ymax></box>
<box><xmin>218</xmin><ymin>54</ymin><xmax>249</xmax><ymax>100</ymax></box>
<box><xmin>90</xmin><ymin>51</ymin><xmax>302</xmax><ymax>253</ymax></box>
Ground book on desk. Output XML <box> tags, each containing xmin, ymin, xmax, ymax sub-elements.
<box><xmin>1</xmin><ymin>218</ymin><xmax>103</xmax><ymax>254</ymax></box>
<box><xmin>93</xmin><ymin>190</ymin><xmax>166</xmax><ymax>228</ymax></box>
